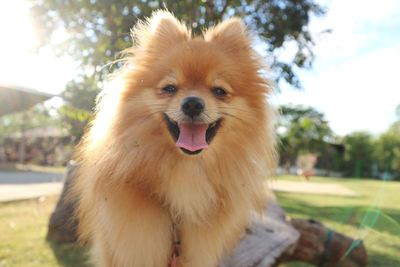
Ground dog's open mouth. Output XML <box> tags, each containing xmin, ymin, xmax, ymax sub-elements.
<box><xmin>163</xmin><ymin>114</ymin><xmax>222</xmax><ymax>155</ymax></box>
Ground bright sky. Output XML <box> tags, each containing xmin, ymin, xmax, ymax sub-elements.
<box><xmin>0</xmin><ymin>0</ymin><xmax>76</xmax><ymax>94</ymax></box>
<box><xmin>272</xmin><ymin>0</ymin><xmax>400</xmax><ymax>135</ymax></box>
<box><xmin>0</xmin><ymin>0</ymin><xmax>399</xmax><ymax>135</ymax></box>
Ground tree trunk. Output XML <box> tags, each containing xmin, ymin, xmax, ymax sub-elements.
<box><xmin>47</xmin><ymin>161</ymin><xmax>79</xmax><ymax>243</ymax></box>
<box><xmin>277</xmin><ymin>219</ymin><xmax>367</xmax><ymax>267</ymax></box>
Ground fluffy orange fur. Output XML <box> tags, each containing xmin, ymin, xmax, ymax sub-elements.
<box><xmin>73</xmin><ymin>10</ymin><xmax>276</xmax><ymax>267</ymax></box>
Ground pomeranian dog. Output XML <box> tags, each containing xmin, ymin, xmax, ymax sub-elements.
<box><xmin>73</xmin><ymin>10</ymin><xmax>276</xmax><ymax>267</ymax></box>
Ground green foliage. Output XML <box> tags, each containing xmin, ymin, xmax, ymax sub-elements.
<box><xmin>343</xmin><ymin>132</ymin><xmax>375</xmax><ymax>178</ymax></box>
<box><xmin>58</xmin><ymin>78</ymin><xmax>99</xmax><ymax>140</ymax></box>
<box><xmin>30</xmin><ymin>0</ymin><xmax>327</xmax><ymax>139</ymax></box>
<box><xmin>278</xmin><ymin>105</ymin><xmax>400</xmax><ymax>179</ymax></box>
<box><xmin>277</xmin><ymin>104</ymin><xmax>334</xmax><ymax>166</ymax></box>
<box><xmin>0</xmin><ymin>104</ymin><xmax>64</xmax><ymax>140</ymax></box>
<box><xmin>342</xmin><ymin>114</ymin><xmax>400</xmax><ymax>180</ymax></box>
<box><xmin>374</xmin><ymin>122</ymin><xmax>400</xmax><ymax>179</ymax></box>
<box><xmin>31</xmin><ymin>0</ymin><xmax>326</xmax><ymax>85</ymax></box>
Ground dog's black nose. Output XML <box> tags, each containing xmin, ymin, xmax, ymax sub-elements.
<box><xmin>181</xmin><ymin>97</ymin><xmax>205</xmax><ymax>117</ymax></box>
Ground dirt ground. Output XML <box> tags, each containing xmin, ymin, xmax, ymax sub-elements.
<box><xmin>267</xmin><ymin>179</ymin><xmax>358</xmax><ymax>196</ymax></box>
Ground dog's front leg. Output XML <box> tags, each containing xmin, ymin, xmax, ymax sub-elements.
<box><xmin>89</xmin><ymin>188</ymin><xmax>173</xmax><ymax>267</ymax></box>
<box><xmin>179</xmin><ymin>211</ymin><xmax>248</xmax><ymax>267</ymax></box>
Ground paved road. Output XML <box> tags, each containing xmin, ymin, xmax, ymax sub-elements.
<box><xmin>0</xmin><ymin>170</ymin><xmax>358</xmax><ymax>202</ymax></box>
<box><xmin>0</xmin><ymin>171</ymin><xmax>65</xmax><ymax>202</ymax></box>
<box><xmin>0</xmin><ymin>171</ymin><xmax>64</xmax><ymax>184</ymax></box>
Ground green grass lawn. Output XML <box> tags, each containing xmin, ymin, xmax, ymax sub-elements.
<box><xmin>0</xmin><ymin>176</ymin><xmax>399</xmax><ymax>267</ymax></box>
<box><xmin>0</xmin><ymin>196</ymin><xmax>88</xmax><ymax>267</ymax></box>
<box><xmin>278</xmin><ymin>176</ymin><xmax>400</xmax><ymax>267</ymax></box>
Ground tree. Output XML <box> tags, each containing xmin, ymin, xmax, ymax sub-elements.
<box><xmin>277</xmin><ymin>105</ymin><xmax>335</xmax><ymax>170</ymax></box>
<box><xmin>374</xmin><ymin>121</ymin><xmax>400</xmax><ymax>180</ymax></box>
<box><xmin>30</xmin><ymin>0</ymin><xmax>327</xmax><ymax>139</ymax></box>
<box><xmin>0</xmin><ymin>104</ymin><xmax>64</xmax><ymax>141</ymax></box>
<box><xmin>58</xmin><ymin>78</ymin><xmax>99</xmax><ymax>141</ymax></box>
<box><xmin>341</xmin><ymin>106</ymin><xmax>400</xmax><ymax>180</ymax></box>
<box><xmin>342</xmin><ymin>132</ymin><xmax>375</xmax><ymax>178</ymax></box>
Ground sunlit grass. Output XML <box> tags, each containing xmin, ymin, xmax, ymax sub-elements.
<box><xmin>277</xmin><ymin>176</ymin><xmax>400</xmax><ymax>266</ymax></box>
<box><xmin>0</xmin><ymin>196</ymin><xmax>87</xmax><ymax>267</ymax></box>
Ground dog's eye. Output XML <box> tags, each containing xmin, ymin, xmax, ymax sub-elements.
<box><xmin>212</xmin><ymin>87</ymin><xmax>227</xmax><ymax>97</ymax></box>
<box><xmin>162</xmin><ymin>85</ymin><xmax>177</xmax><ymax>94</ymax></box>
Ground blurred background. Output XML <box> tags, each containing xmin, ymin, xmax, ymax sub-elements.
<box><xmin>0</xmin><ymin>0</ymin><xmax>399</xmax><ymax>267</ymax></box>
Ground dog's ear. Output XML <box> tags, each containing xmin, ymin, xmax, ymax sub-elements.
<box><xmin>132</xmin><ymin>10</ymin><xmax>190</xmax><ymax>54</ymax></box>
<box><xmin>204</xmin><ymin>18</ymin><xmax>251</xmax><ymax>54</ymax></box>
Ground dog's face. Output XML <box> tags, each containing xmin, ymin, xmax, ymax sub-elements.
<box><xmin>157</xmin><ymin>41</ymin><xmax>242</xmax><ymax>155</ymax></box>
<box><xmin>160</xmin><ymin>67</ymin><xmax>226</xmax><ymax>155</ymax></box>
<box><xmin>119</xmin><ymin>12</ymin><xmax>271</xmax><ymax>156</ymax></box>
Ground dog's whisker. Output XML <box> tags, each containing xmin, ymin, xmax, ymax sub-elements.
<box><xmin>218</xmin><ymin>107</ymin><xmax>255</xmax><ymax>114</ymax></box>
<box><xmin>219</xmin><ymin>112</ymin><xmax>248</xmax><ymax>124</ymax></box>
<box><xmin>133</xmin><ymin>111</ymin><xmax>164</xmax><ymax>124</ymax></box>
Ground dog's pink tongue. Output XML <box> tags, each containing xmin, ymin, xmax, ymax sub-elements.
<box><xmin>176</xmin><ymin>123</ymin><xmax>208</xmax><ymax>151</ymax></box>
